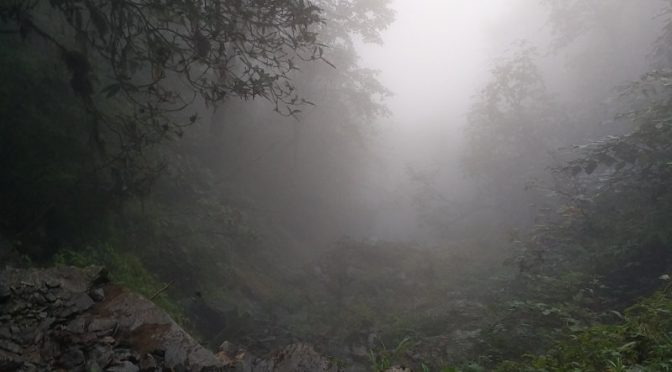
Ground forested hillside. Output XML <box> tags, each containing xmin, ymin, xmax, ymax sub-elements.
<box><xmin>2</xmin><ymin>0</ymin><xmax>672</xmax><ymax>371</ymax></box>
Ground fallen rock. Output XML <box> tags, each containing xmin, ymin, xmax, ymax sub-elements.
<box><xmin>0</xmin><ymin>266</ymin><xmax>342</xmax><ymax>371</ymax></box>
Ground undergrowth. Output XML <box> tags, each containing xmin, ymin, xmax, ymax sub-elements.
<box><xmin>53</xmin><ymin>244</ymin><xmax>186</xmax><ymax>324</ymax></box>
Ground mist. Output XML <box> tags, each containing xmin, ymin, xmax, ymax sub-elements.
<box><xmin>3</xmin><ymin>0</ymin><xmax>672</xmax><ymax>370</ymax></box>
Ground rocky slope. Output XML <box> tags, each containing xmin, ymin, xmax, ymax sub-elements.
<box><xmin>0</xmin><ymin>265</ymin><xmax>340</xmax><ymax>372</ymax></box>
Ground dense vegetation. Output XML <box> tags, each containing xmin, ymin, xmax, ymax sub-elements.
<box><xmin>2</xmin><ymin>0</ymin><xmax>672</xmax><ymax>371</ymax></box>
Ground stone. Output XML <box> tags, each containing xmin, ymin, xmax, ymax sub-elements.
<box><xmin>90</xmin><ymin>288</ymin><xmax>105</xmax><ymax>302</ymax></box>
<box><xmin>385</xmin><ymin>367</ymin><xmax>412</xmax><ymax>372</ymax></box>
<box><xmin>0</xmin><ymin>339</ymin><xmax>21</xmax><ymax>354</ymax></box>
<box><xmin>69</xmin><ymin>293</ymin><xmax>95</xmax><ymax>314</ymax></box>
<box><xmin>66</xmin><ymin>317</ymin><xmax>88</xmax><ymax>334</ymax></box>
<box><xmin>138</xmin><ymin>353</ymin><xmax>157</xmax><ymax>371</ymax></box>
<box><xmin>0</xmin><ymin>283</ymin><xmax>11</xmax><ymax>302</ymax></box>
<box><xmin>59</xmin><ymin>346</ymin><xmax>85</xmax><ymax>369</ymax></box>
<box><xmin>44</xmin><ymin>280</ymin><xmax>61</xmax><ymax>289</ymax></box>
<box><xmin>164</xmin><ymin>343</ymin><xmax>187</xmax><ymax>368</ymax></box>
<box><xmin>44</xmin><ymin>292</ymin><xmax>56</xmax><ymax>303</ymax></box>
<box><xmin>90</xmin><ymin>344</ymin><xmax>113</xmax><ymax>368</ymax></box>
<box><xmin>218</xmin><ymin>340</ymin><xmax>237</xmax><ymax>355</ymax></box>
<box><xmin>106</xmin><ymin>360</ymin><xmax>140</xmax><ymax>372</ymax></box>
<box><xmin>89</xmin><ymin>318</ymin><xmax>118</xmax><ymax>335</ymax></box>
<box><xmin>0</xmin><ymin>327</ymin><xmax>10</xmax><ymax>339</ymax></box>
<box><xmin>86</xmin><ymin>359</ymin><xmax>102</xmax><ymax>372</ymax></box>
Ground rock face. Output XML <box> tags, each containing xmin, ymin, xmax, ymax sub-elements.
<box><xmin>0</xmin><ymin>266</ymin><xmax>340</xmax><ymax>372</ymax></box>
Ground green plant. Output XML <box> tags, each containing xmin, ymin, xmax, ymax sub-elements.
<box><xmin>53</xmin><ymin>244</ymin><xmax>185</xmax><ymax>323</ymax></box>
<box><xmin>369</xmin><ymin>337</ymin><xmax>414</xmax><ymax>372</ymax></box>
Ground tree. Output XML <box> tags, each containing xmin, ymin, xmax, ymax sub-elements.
<box><xmin>462</xmin><ymin>45</ymin><xmax>567</xmax><ymax>225</ymax></box>
<box><xmin>2</xmin><ymin>0</ymin><xmax>328</xmax><ymax>197</ymax></box>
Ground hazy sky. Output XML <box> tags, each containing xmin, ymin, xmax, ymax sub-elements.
<box><xmin>360</xmin><ymin>0</ymin><xmax>544</xmax><ymax>130</ymax></box>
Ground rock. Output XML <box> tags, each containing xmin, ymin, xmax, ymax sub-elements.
<box><xmin>44</xmin><ymin>279</ymin><xmax>61</xmax><ymax>289</ymax></box>
<box><xmin>0</xmin><ymin>283</ymin><xmax>11</xmax><ymax>303</ymax></box>
<box><xmin>0</xmin><ymin>339</ymin><xmax>21</xmax><ymax>354</ymax></box>
<box><xmin>90</xmin><ymin>344</ymin><xmax>113</xmax><ymax>368</ymax></box>
<box><xmin>107</xmin><ymin>360</ymin><xmax>140</xmax><ymax>372</ymax></box>
<box><xmin>59</xmin><ymin>346</ymin><xmax>85</xmax><ymax>369</ymax></box>
<box><xmin>164</xmin><ymin>343</ymin><xmax>187</xmax><ymax>368</ymax></box>
<box><xmin>86</xmin><ymin>359</ymin><xmax>102</xmax><ymax>372</ymax></box>
<box><xmin>0</xmin><ymin>266</ymin><xmax>342</xmax><ymax>372</ymax></box>
<box><xmin>385</xmin><ymin>367</ymin><xmax>412</xmax><ymax>372</ymax></box>
<box><xmin>252</xmin><ymin>343</ymin><xmax>341</xmax><ymax>372</ymax></box>
<box><xmin>89</xmin><ymin>318</ymin><xmax>118</xmax><ymax>336</ymax></box>
<box><xmin>138</xmin><ymin>353</ymin><xmax>157</xmax><ymax>371</ymax></box>
<box><xmin>66</xmin><ymin>317</ymin><xmax>88</xmax><ymax>334</ymax></box>
<box><xmin>0</xmin><ymin>354</ymin><xmax>23</xmax><ymax>371</ymax></box>
<box><xmin>350</xmin><ymin>344</ymin><xmax>368</xmax><ymax>358</ymax></box>
<box><xmin>69</xmin><ymin>293</ymin><xmax>95</xmax><ymax>314</ymax></box>
<box><xmin>219</xmin><ymin>340</ymin><xmax>237</xmax><ymax>355</ymax></box>
<box><xmin>90</xmin><ymin>287</ymin><xmax>105</xmax><ymax>302</ymax></box>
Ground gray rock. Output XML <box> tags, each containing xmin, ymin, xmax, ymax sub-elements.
<box><xmin>106</xmin><ymin>360</ymin><xmax>140</xmax><ymax>372</ymax></box>
<box><xmin>59</xmin><ymin>346</ymin><xmax>85</xmax><ymax>369</ymax></box>
<box><xmin>138</xmin><ymin>353</ymin><xmax>157</xmax><ymax>371</ymax></box>
<box><xmin>219</xmin><ymin>340</ymin><xmax>237</xmax><ymax>355</ymax></box>
<box><xmin>0</xmin><ymin>283</ymin><xmax>10</xmax><ymax>302</ymax></box>
<box><xmin>86</xmin><ymin>359</ymin><xmax>103</xmax><ymax>372</ymax></box>
<box><xmin>66</xmin><ymin>317</ymin><xmax>88</xmax><ymax>334</ymax></box>
<box><xmin>44</xmin><ymin>279</ymin><xmax>61</xmax><ymax>289</ymax></box>
<box><xmin>0</xmin><ymin>339</ymin><xmax>21</xmax><ymax>354</ymax></box>
<box><xmin>69</xmin><ymin>293</ymin><xmax>95</xmax><ymax>314</ymax></box>
<box><xmin>252</xmin><ymin>344</ymin><xmax>340</xmax><ymax>372</ymax></box>
<box><xmin>90</xmin><ymin>288</ymin><xmax>105</xmax><ymax>302</ymax></box>
<box><xmin>164</xmin><ymin>343</ymin><xmax>187</xmax><ymax>368</ymax></box>
<box><xmin>90</xmin><ymin>344</ymin><xmax>113</xmax><ymax>368</ymax></box>
<box><xmin>89</xmin><ymin>318</ymin><xmax>117</xmax><ymax>335</ymax></box>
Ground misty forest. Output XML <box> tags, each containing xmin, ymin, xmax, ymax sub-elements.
<box><xmin>3</xmin><ymin>0</ymin><xmax>672</xmax><ymax>371</ymax></box>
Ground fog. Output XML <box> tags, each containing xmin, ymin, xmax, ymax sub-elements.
<box><xmin>5</xmin><ymin>0</ymin><xmax>672</xmax><ymax>369</ymax></box>
<box><xmin>357</xmin><ymin>0</ymin><xmax>662</xmax><ymax>242</ymax></box>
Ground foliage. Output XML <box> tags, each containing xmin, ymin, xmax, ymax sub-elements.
<box><xmin>53</xmin><ymin>244</ymin><xmax>185</xmax><ymax>323</ymax></box>
<box><xmin>494</xmin><ymin>288</ymin><xmax>672</xmax><ymax>371</ymax></box>
<box><xmin>1</xmin><ymin>0</ymin><xmax>329</xmax><ymax>206</ymax></box>
<box><xmin>368</xmin><ymin>337</ymin><xmax>414</xmax><ymax>372</ymax></box>
<box><xmin>463</xmin><ymin>44</ymin><xmax>560</xmax><ymax>181</ymax></box>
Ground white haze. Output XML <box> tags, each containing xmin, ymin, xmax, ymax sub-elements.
<box><xmin>358</xmin><ymin>0</ymin><xmax>661</xmax><ymax>241</ymax></box>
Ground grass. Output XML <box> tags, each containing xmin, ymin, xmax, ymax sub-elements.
<box><xmin>53</xmin><ymin>244</ymin><xmax>186</xmax><ymax>324</ymax></box>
